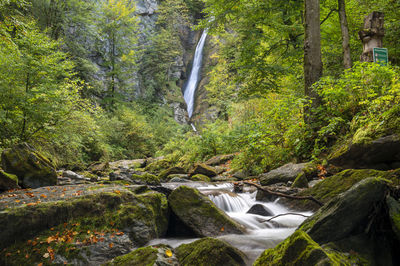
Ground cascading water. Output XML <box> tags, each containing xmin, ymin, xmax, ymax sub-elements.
<box><xmin>148</xmin><ymin>182</ymin><xmax>312</xmax><ymax>265</ymax></box>
<box><xmin>183</xmin><ymin>30</ymin><xmax>208</xmax><ymax>118</ymax></box>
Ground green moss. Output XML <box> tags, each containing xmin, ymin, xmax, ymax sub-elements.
<box><xmin>158</xmin><ymin>167</ymin><xmax>185</xmax><ymax>181</ymax></box>
<box><xmin>191</xmin><ymin>174</ymin><xmax>211</xmax><ymax>182</ymax></box>
<box><xmin>131</xmin><ymin>173</ymin><xmax>160</xmax><ymax>186</ymax></box>
<box><xmin>0</xmin><ymin>169</ymin><xmax>20</xmax><ymax>190</ymax></box>
<box><xmin>144</xmin><ymin>159</ymin><xmax>171</xmax><ymax>174</ymax></box>
<box><xmin>100</xmin><ymin>180</ymin><xmax>135</xmax><ymax>186</ymax></box>
<box><xmin>253</xmin><ymin>230</ymin><xmax>353</xmax><ymax>266</ymax></box>
<box><xmin>292</xmin><ymin>172</ymin><xmax>309</xmax><ymax>188</ymax></box>
<box><xmin>176</xmin><ymin>237</ymin><xmax>246</xmax><ymax>266</ymax></box>
<box><xmin>106</xmin><ymin>246</ymin><xmax>158</xmax><ymax>266</ymax></box>
<box><xmin>328</xmin><ymin>141</ymin><xmax>350</xmax><ymax>161</ymax></box>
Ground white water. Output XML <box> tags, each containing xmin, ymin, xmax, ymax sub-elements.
<box><xmin>148</xmin><ymin>182</ymin><xmax>312</xmax><ymax>265</ymax></box>
<box><xmin>183</xmin><ymin>30</ymin><xmax>208</xmax><ymax>118</ymax></box>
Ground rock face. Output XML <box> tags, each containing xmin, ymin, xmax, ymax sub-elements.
<box><xmin>106</xmin><ymin>245</ymin><xmax>179</xmax><ymax>266</ymax></box>
<box><xmin>168</xmin><ymin>186</ymin><xmax>245</xmax><ymax>237</ymax></box>
<box><xmin>246</xmin><ymin>204</ymin><xmax>274</xmax><ymax>217</ymax></box>
<box><xmin>0</xmin><ymin>169</ymin><xmax>20</xmax><ymax>191</ymax></box>
<box><xmin>300</xmin><ymin>177</ymin><xmax>387</xmax><ymax>244</ymax></box>
<box><xmin>190</xmin><ymin>163</ymin><xmax>217</xmax><ymax>177</ymax></box>
<box><xmin>1</xmin><ymin>143</ymin><xmax>57</xmax><ymax>188</ymax></box>
<box><xmin>329</xmin><ymin>134</ymin><xmax>400</xmax><ymax>169</ymax></box>
<box><xmin>259</xmin><ymin>163</ymin><xmax>307</xmax><ymax>186</ymax></box>
<box><xmin>253</xmin><ymin>230</ymin><xmax>352</xmax><ymax>265</ymax></box>
<box><xmin>176</xmin><ymin>237</ymin><xmax>246</xmax><ymax>266</ymax></box>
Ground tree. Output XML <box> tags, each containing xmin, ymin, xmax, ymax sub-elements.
<box><xmin>338</xmin><ymin>0</ymin><xmax>351</xmax><ymax>69</ymax></box>
<box><xmin>304</xmin><ymin>0</ymin><xmax>323</xmax><ymax>122</ymax></box>
<box><xmin>97</xmin><ymin>0</ymin><xmax>138</xmax><ymax>109</ymax></box>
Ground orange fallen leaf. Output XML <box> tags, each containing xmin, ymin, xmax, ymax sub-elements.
<box><xmin>220</xmin><ymin>227</ymin><xmax>225</xmax><ymax>232</ymax></box>
<box><xmin>109</xmin><ymin>243</ymin><xmax>114</xmax><ymax>248</ymax></box>
<box><xmin>26</xmin><ymin>203</ymin><xmax>37</xmax><ymax>206</ymax></box>
<box><xmin>5</xmin><ymin>252</ymin><xmax>11</xmax><ymax>257</ymax></box>
<box><xmin>165</xmin><ymin>249</ymin><xmax>173</xmax><ymax>257</ymax></box>
<box><xmin>37</xmin><ymin>263</ymin><xmax>43</xmax><ymax>266</ymax></box>
<box><xmin>15</xmin><ymin>200</ymin><xmax>20</xmax><ymax>203</ymax></box>
<box><xmin>116</xmin><ymin>232</ymin><xmax>124</xmax><ymax>236</ymax></box>
<box><xmin>25</xmin><ymin>254</ymin><xmax>29</xmax><ymax>259</ymax></box>
<box><xmin>40</xmin><ymin>194</ymin><xmax>47</xmax><ymax>198</ymax></box>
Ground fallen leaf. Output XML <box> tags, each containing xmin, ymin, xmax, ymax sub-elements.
<box><xmin>116</xmin><ymin>232</ymin><xmax>124</xmax><ymax>236</ymax></box>
<box><xmin>220</xmin><ymin>227</ymin><xmax>224</xmax><ymax>232</ymax></box>
<box><xmin>43</xmin><ymin>253</ymin><xmax>50</xmax><ymax>258</ymax></box>
<box><xmin>165</xmin><ymin>249</ymin><xmax>173</xmax><ymax>257</ymax></box>
<box><xmin>40</xmin><ymin>194</ymin><xmax>47</xmax><ymax>198</ymax></box>
<box><xmin>25</xmin><ymin>254</ymin><xmax>29</xmax><ymax>259</ymax></box>
<box><xmin>26</xmin><ymin>203</ymin><xmax>37</xmax><ymax>206</ymax></box>
<box><xmin>109</xmin><ymin>243</ymin><xmax>114</xmax><ymax>248</ymax></box>
<box><xmin>37</xmin><ymin>263</ymin><xmax>43</xmax><ymax>266</ymax></box>
<box><xmin>15</xmin><ymin>200</ymin><xmax>20</xmax><ymax>203</ymax></box>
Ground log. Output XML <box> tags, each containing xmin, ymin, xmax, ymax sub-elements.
<box><xmin>243</xmin><ymin>181</ymin><xmax>324</xmax><ymax>207</ymax></box>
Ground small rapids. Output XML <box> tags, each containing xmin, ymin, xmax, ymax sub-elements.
<box><xmin>149</xmin><ymin>182</ymin><xmax>312</xmax><ymax>265</ymax></box>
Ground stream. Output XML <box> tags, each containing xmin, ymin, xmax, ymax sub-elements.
<box><xmin>148</xmin><ymin>182</ymin><xmax>312</xmax><ymax>265</ymax></box>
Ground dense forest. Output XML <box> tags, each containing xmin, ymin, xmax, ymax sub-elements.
<box><xmin>1</xmin><ymin>0</ymin><xmax>400</xmax><ymax>265</ymax></box>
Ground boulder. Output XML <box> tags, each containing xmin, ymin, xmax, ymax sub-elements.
<box><xmin>169</xmin><ymin>177</ymin><xmax>192</xmax><ymax>183</ymax></box>
<box><xmin>190</xmin><ymin>163</ymin><xmax>217</xmax><ymax>177</ymax></box>
<box><xmin>246</xmin><ymin>204</ymin><xmax>274</xmax><ymax>217</ymax></box>
<box><xmin>190</xmin><ymin>174</ymin><xmax>211</xmax><ymax>182</ymax></box>
<box><xmin>106</xmin><ymin>245</ymin><xmax>179</xmax><ymax>266</ymax></box>
<box><xmin>176</xmin><ymin>237</ymin><xmax>246</xmax><ymax>266</ymax></box>
<box><xmin>300</xmin><ymin>177</ymin><xmax>387</xmax><ymax>244</ymax></box>
<box><xmin>386</xmin><ymin>196</ymin><xmax>400</xmax><ymax>241</ymax></box>
<box><xmin>329</xmin><ymin>134</ymin><xmax>400</xmax><ymax>169</ymax></box>
<box><xmin>158</xmin><ymin>167</ymin><xmax>186</xmax><ymax>181</ymax></box>
<box><xmin>109</xmin><ymin>159</ymin><xmax>146</xmax><ymax>170</ymax></box>
<box><xmin>253</xmin><ymin>230</ymin><xmax>352</xmax><ymax>265</ymax></box>
<box><xmin>205</xmin><ymin>154</ymin><xmax>235</xmax><ymax>166</ymax></box>
<box><xmin>89</xmin><ymin>162</ymin><xmax>110</xmax><ymax>175</ymax></box>
<box><xmin>1</xmin><ymin>143</ymin><xmax>57</xmax><ymax>188</ymax></box>
<box><xmin>144</xmin><ymin>159</ymin><xmax>171</xmax><ymax>174</ymax></box>
<box><xmin>259</xmin><ymin>163</ymin><xmax>307</xmax><ymax>186</ymax></box>
<box><xmin>131</xmin><ymin>173</ymin><xmax>160</xmax><ymax>186</ymax></box>
<box><xmin>168</xmin><ymin>186</ymin><xmax>246</xmax><ymax>237</ymax></box>
<box><xmin>0</xmin><ymin>169</ymin><xmax>20</xmax><ymax>191</ymax></box>
<box><xmin>291</xmin><ymin>172</ymin><xmax>309</xmax><ymax>188</ymax></box>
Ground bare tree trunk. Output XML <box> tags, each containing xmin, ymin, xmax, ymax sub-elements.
<box><xmin>304</xmin><ymin>0</ymin><xmax>323</xmax><ymax>123</ymax></box>
<box><xmin>338</xmin><ymin>0</ymin><xmax>352</xmax><ymax>69</ymax></box>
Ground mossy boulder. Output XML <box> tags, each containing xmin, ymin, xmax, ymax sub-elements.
<box><xmin>168</xmin><ymin>186</ymin><xmax>245</xmax><ymax>237</ymax></box>
<box><xmin>109</xmin><ymin>159</ymin><xmax>146</xmax><ymax>170</ymax></box>
<box><xmin>329</xmin><ymin>134</ymin><xmax>400</xmax><ymax>170</ymax></box>
<box><xmin>300</xmin><ymin>177</ymin><xmax>387</xmax><ymax>244</ymax></box>
<box><xmin>158</xmin><ymin>167</ymin><xmax>186</xmax><ymax>181</ymax></box>
<box><xmin>291</xmin><ymin>172</ymin><xmax>309</xmax><ymax>188</ymax></box>
<box><xmin>176</xmin><ymin>237</ymin><xmax>246</xmax><ymax>266</ymax></box>
<box><xmin>259</xmin><ymin>163</ymin><xmax>307</xmax><ymax>186</ymax></box>
<box><xmin>1</xmin><ymin>143</ymin><xmax>57</xmax><ymax>188</ymax></box>
<box><xmin>205</xmin><ymin>154</ymin><xmax>235</xmax><ymax>166</ymax></box>
<box><xmin>386</xmin><ymin>196</ymin><xmax>400</xmax><ymax>241</ymax></box>
<box><xmin>131</xmin><ymin>173</ymin><xmax>160</xmax><ymax>186</ymax></box>
<box><xmin>253</xmin><ymin>230</ymin><xmax>352</xmax><ymax>265</ymax></box>
<box><xmin>0</xmin><ymin>169</ymin><xmax>20</xmax><ymax>191</ymax></box>
<box><xmin>0</xmin><ymin>188</ymin><xmax>169</xmax><ymax>249</ymax></box>
<box><xmin>191</xmin><ymin>174</ymin><xmax>211</xmax><ymax>182</ymax></box>
<box><xmin>190</xmin><ymin>163</ymin><xmax>217</xmax><ymax>177</ymax></box>
<box><xmin>106</xmin><ymin>245</ymin><xmax>179</xmax><ymax>266</ymax></box>
<box><xmin>144</xmin><ymin>159</ymin><xmax>171</xmax><ymax>175</ymax></box>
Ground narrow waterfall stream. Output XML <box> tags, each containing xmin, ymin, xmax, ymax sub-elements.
<box><xmin>183</xmin><ymin>30</ymin><xmax>208</xmax><ymax>118</ymax></box>
<box><xmin>148</xmin><ymin>183</ymin><xmax>312</xmax><ymax>265</ymax></box>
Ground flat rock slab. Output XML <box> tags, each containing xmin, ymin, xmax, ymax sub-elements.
<box><xmin>259</xmin><ymin>163</ymin><xmax>307</xmax><ymax>186</ymax></box>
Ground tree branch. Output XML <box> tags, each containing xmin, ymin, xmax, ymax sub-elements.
<box><xmin>243</xmin><ymin>181</ymin><xmax>324</xmax><ymax>206</ymax></box>
<box><xmin>264</xmin><ymin>212</ymin><xmax>310</xmax><ymax>222</ymax></box>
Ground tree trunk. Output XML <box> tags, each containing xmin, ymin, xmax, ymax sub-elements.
<box><xmin>338</xmin><ymin>0</ymin><xmax>352</xmax><ymax>69</ymax></box>
<box><xmin>304</xmin><ymin>0</ymin><xmax>323</xmax><ymax>123</ymax></box>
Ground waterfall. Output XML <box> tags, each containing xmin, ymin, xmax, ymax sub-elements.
<box><xmin>183</xmin><ymin>30</ymin><xmax>208</xmax><ymax>118</ymax></box>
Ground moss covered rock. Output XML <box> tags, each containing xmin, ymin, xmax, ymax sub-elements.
<box><xmin>191</xmin><ymin>174</ymin><xmax>211</xmax><ymax>182</ymax></box>
<box><xmin>131</xmin><ymin>173</ymin><xmax>160</xmax><ymax>186</ymax></box>
<box><xmin>291</xmin><ymin>172</ymin><xmax>309</xmax><ymax>188</ymax></box>
<box><xmin>386</xmin><ymin>196</ymin><xmax>400</xmax><ymax>241</ymax></box>
<box><xmin>253</xmin><ymin>230</ymin><xmax>352</xmax><ymax>265</ymax></box>
<box><xmin>144</xmin><ymin>159</ymin><xmax>171</xmax><ymax>175</ymax></box>
<box><xmin>176</xmin><ymin>237</ymin><xmax>246</xmax><ymax>266</ymax></box>
<box><xmin>168</xmin><ymin>186</ymin><xmax>245</xmax><ymax>237</ymax></box>
<box><xmin>300</xmin><ymin>177</ymin><xmax>387</xmax><ymax>244</ymax></box>
<box><xmin>259</xmin><ymin>163</ymin><xmax>307</xmax><ymax>186</ymax></box>
<box><xmin>0</xmin><ymin>169</ymin><xmax>20</xmax><ymax>191</ymax></box>
<box><xmin>158</xmin><ymin>167</ymin><xmax>186</xmax><ymax>181</ymax></box>
<box><xmin>0</xmin><ymin>188</ymin><xmax>168</xmax><ymax>249</ymax></box>
<box><xmin>205</xmin><ymin>154</ymin><xmax>235</xmax><ymax>166</ymax></box>
<box><xmin>190</xmin><ymin>163</ymin><xmax>217</xmax><ymax>177</ymax></box>
<box><xmin>1</xmin><ymin>143</ymin><xmax>57</xmax><ymax>188</ymax></box>
<box><xmin>106</xmin><ymin>245</ymin><xmax>179</xmax><ymax>266</ymax></box>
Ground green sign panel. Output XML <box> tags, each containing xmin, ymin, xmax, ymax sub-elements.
<box><xmin>373</xmin><ymin>47</ymin><xmax>388</xmax><ymax>65</ymax></box>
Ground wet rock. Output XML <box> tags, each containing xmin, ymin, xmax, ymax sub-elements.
<box><xmin>386</xmin><ymin>196</ymin><xmax>400</xmax><ymax>241</ymax></box>
<box><xmin>106</xmin><ymin>245</ymin><xmax>179</xmax><ymax>266</ymax></box>
<box><xmin>62</xmin><ymin>170</ymin><xmax>86</xmax><ymax>180</ymax></box>
<box><xmin>205</xmin><ymin>154</ymin><xmax>235</xmax><ymax>166</ymax></box>
<box><xmin>253</xmin><ymin>230</ymin><xmax>352</xmax><ymax>265</ymax></box>
<box><xmin>190</xmin><ymin>174</ymin><xmax>211</xmax><ymax>182</ymax></box>
<box><xmin>190</xmin><ymin>163</ymin><xmax>217</xmax><ymax>177</ymax></box>
<box><xmin>259</xmin><ymin>163</ymin><xmax>307</xmax><ymax>186</ymax></box>
<box><xmin>246</xmin><ymin>204</ymin><xmax>274</xmax><ymax>217</ymax></box>
<box><xmin>1</xmin><ymin>143</ymin><xmax>57</xmax><ymax>188</ymax></box>
<box><xmin>300</xmin><ymin>177</ymin><xmax>387</xmax><ymax>244</ymax></box>
<box><xmin>232</xmin><ymin>170</ymin><xmax>248</xmax><ymax>180</ymax></box>
<box><xmin>176</xmin><ymin>237</ymin><xmax>246</xmax><ymax>266</ymax></box>
<box><xmin>0</xmin><ymin>169</ymin><xmax>20</xmax><ymax>191</ymax></box>
<box><xmin>256</xmin><ymin>185</ymin><xmax>302</xmax><ymax>202</ymax></box>
<box><xmin>168</xmin><ymin>186</ymin><xmax>246</xmax><ymax>237</ymax></box>
<box><xmin>169</xmin><ymin>177</ymin><xmax>192</xmax><ymax>183</ymax></box>
<box><xmin>291</xmin><ymin>172</ymin><xmax>309</xmax><ymax>188</ymax></box>
<box><xmin>158</xmin><ymin>167</ymin><xmax>186</xmax><ymax>181</ymax></box>
<box><xmin>329</xmin><ymin>134</ymin><xmax>400</xmax><ymax>169</ymax></box>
